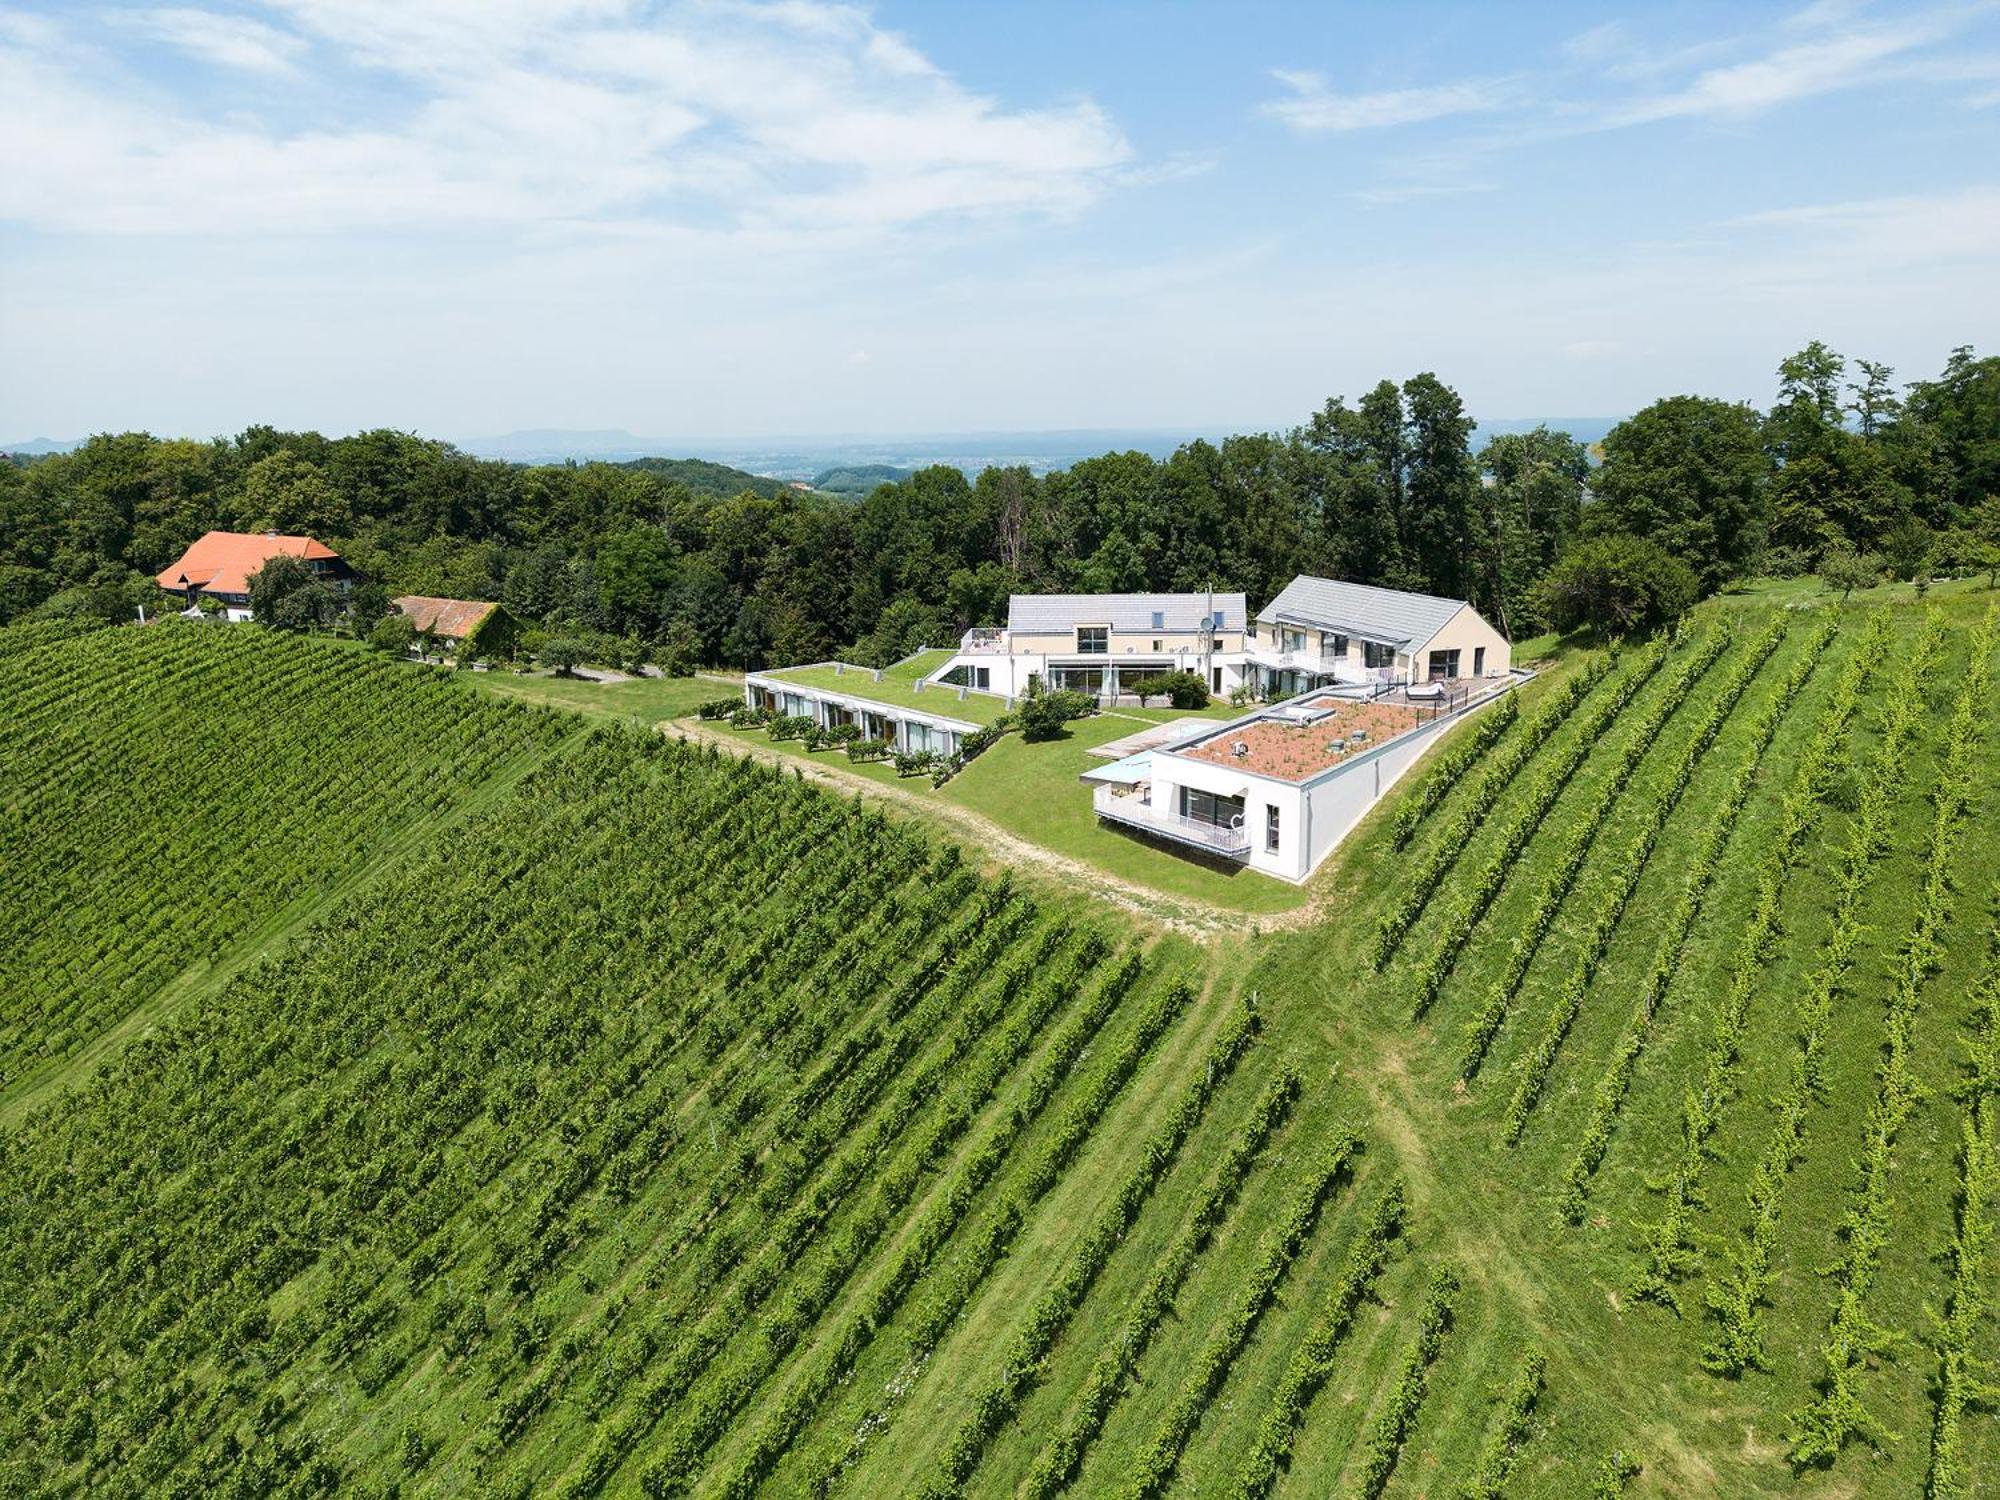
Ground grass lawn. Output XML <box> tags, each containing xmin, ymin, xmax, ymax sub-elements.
<box><xmin>1718</xmin><ymin>570</ymin><xmax>1995</xmax><ymax>608</ymax></box>
<box><xmin>463</xmin><ymin>668</ymin><xmax>736</xmax><ymax>725</ymax></box>
<box><xmin>935</xmin><ymin>713</ymin><xmax>1309</xmax><ymax>916</ymax></box>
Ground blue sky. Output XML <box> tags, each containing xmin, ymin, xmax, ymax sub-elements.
<box><xmin>1</xmin><ymin>0</ymin><xmax>1996</xmax><ymax>442</ymax></box>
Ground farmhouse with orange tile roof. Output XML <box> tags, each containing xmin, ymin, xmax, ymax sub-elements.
<box><xmin>156</xmin><ymin>530</ymin><xmax>346</xmax><ymax>621</ymax></box>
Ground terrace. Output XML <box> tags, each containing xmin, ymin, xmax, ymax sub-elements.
<box><xmin>1173</xmin><ymin>693</ymin><xmax>1427</xmax><ymax>783</ymax></box>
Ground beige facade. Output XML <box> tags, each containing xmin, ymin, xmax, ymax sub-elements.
<box><xmin>1411</xmin><ymin>604</ymin><xmax>1511</xmax><ymax>682</ymax></box>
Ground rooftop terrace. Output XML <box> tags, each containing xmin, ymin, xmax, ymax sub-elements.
<box><xmin>756</xmin><ymin>649</ymin><xmax>1013</xmax><ymax>726</ymax></box>
<box><xmin>1172</xmin><ymin>693</ymin><xmax>1423</xmax><ymax>782</ymax></box>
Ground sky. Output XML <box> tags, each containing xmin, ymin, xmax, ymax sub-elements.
<box><xmin>1</xmin><ymin>0</ymin><xmax>1998</xmax><ymax>443</ymax></box>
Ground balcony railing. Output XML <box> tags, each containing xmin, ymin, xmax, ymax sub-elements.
<box><xmin>1093</xmin><ymin>785</ymin><xmax>1251</xmax><ymax>857</ymax></box>
<box><xmin>958</xmin><ymin>627</ymin><xmax>1009</xmax><ymax>654</ymax></box>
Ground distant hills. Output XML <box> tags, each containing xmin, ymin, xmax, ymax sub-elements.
<box><xmin>811</xmin><ymin>464</ymin><xmax>916</xmax><ymax>496</ymax></box>
<box><xmin>9</xmin><ymin>418</ymin><xmax>1630</xmax><ymax>480</ymax></box>
<box><xmin>620</xmin><ymin>456</ymin><xmax>791</xmax><ymax>499</ymax></box>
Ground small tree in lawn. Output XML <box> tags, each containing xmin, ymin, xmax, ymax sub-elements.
<box><xmin>541</xmin><ymin>637</ymin><xmax>589</xmax><ymax>677</ymax></box>
<box><xmin>1819</xmin><ymin>545</ymin><xmax>1882</xmax><ymax>601</ymax></box>
<box><xmin>1129</xmin><ymin>673</ymin><xmax>1168</xmax><ymax>708</ymax></box>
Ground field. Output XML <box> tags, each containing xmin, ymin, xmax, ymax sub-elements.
<box><xmin>2</xmin><ymin>596</ymin><xmax>1997</xmax><ymax>1498</ymax></box>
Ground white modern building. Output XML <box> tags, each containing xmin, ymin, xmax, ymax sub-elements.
<box><xmin>1082</xmin><ymin>674</ymin><xmax>1520</xmax><ymax>882</ymax></box>
<box><xmin>1245</xmin><ymin>576</ymin><xmax>1510</xmax><ymax>700</ymax></box>
<box><xmin>950</xmin><ymin>591</ymin><xmax>1250</xmax><ymax>702</ymax></box>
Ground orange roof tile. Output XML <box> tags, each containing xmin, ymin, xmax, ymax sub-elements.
<box><xmin>393</xmin><ymin>595</ymin><xmax>498</xmax><ymax>640</ymax></box>
<box><xmin>156</xmin><ymin>530</ymin><xmax>341</xmax><ymax>597</ymax></box>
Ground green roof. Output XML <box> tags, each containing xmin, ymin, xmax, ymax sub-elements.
<box><xmin>759</xmin><ymin>650</ymin><xmax>1013</xmax><ymax>725</ymax></box>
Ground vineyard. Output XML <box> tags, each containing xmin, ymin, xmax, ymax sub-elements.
<box><xmin>2</xmin><ymin>596</ymin><xmax>1997</xmax><ymax>1497</ymax></box>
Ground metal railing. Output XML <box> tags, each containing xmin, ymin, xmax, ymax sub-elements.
<box><xmin>1093</xmin><ymin>784</ymin><xmax>1251</xmax><ymax>857</ymax></box>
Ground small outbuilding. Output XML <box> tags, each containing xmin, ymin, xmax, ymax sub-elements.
<box><xmin>391</xmin><ymin>595</ymin><xmax>521</xmax><ymax>659</ymax></box>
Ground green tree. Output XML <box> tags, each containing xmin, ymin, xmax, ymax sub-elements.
<box><xmin>1477</xmin><ymin>427</ymin><xmax>1589</xmax><ymax>637</ymax></box>
<box><xmin>1818</xmin><ymin>545</ymin><xmax>1882</xmax><ymax>600</ymax></box>
<box><xmin>368</xmin><ymin>613</ymin><xmax>416</xmax><ymax>655</ymax></box>
<box><xmin>247</xmin><ymin>554</ymin><xmax>324</xmax><ymax>629</ymax></box>
<box><xmin>1537</xmin><ymin>534</ymin><xmax>1698</xmax><ymax>636</ymax></box>
<box><xmin>540</xmin><ymin>637</ymin><xmax>589</xmax><ymax>676</ymax></box>
<box><xmin>1589</xmin><ymin>397</ymin><xmax>1770</xmax><ymax>587</ymax></box>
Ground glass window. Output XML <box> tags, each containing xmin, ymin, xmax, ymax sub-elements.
<box><xmin>1077</xmin><ymin>626</ymin><xmax>1108</xmax><ymax>654</ymax></box>
<box><xmin>1473</xmin><ymin>646</ymin><xmax>1486</xmax><ymax>676</ymax></box>
<box><xmin>1428</xmin><ymin>648</ymin><xmax>1461</xmax><ymax>679</ymax></box>
<box><xmin>1179</xmin><ymin>787</ymin><xmax>1245</xmax><ymax>829</ymax></box>
<box><xmin>1151</xmin><ymin>610</ymin><xmax>1165</xmax><ymax>629</ymax></box>
<box><xmin>973</xmin><ymin>666</ymin><xmax>990</xmax><ymax>689</ymax></box>
<box><xmin>1364</xmin><ymin>640</ymin><xmax>1395</xmax><ymax>669</ymax></box>
<box><xmin>1212</xmin><ymin>609</ymin><xmax>1226</xmax><ymax>629</ymax></box>
<box><xmin>1265</xmin><ymin>804</ymin><xmax>1280</xmax><ymax>852</ymax></box>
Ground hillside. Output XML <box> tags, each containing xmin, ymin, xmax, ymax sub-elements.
<box><xmin>2</xmin><ymin>597</ymin><xmax>1997</xmax><ymax>1498</ymax></box>
<box><xmin>620</xmin><ymin>456</ymin><xmax>792</xmax><ymax>499</ymax></box>
<box><xmin>809</xmin><ymin>463</ymin><xmax>916</xmax><ymax>496</ymax></box>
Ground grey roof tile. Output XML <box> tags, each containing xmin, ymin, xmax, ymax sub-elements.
<box><xmin>1256</xmin><ymin>576</ymin><xmax>1466</xmax><ymax>647</ymax></box>
<box><xmin>1007</xmin><ymin>591</ymin><xmax>1247</xmax><ymax>634</ymax></box>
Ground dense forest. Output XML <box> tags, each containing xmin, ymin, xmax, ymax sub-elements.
<box><xmin>2</xmin><ymin>342</ymin><xmax>1993</xmax><ymax>667</ymax></box>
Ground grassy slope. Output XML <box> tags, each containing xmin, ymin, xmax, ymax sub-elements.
<box><xmin>4</xmin><ymin>592</ymin><xmax>1995</xmax><ymax>1500</ymax></box>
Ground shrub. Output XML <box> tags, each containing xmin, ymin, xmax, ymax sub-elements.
<box><xmin>1153</xmin><ymin>669</ymin><xmax>1211</xmax><ymax>709</ymax></box>
<box><xmin>845</xmin><ymin>737</ymin><xmax>889</xmax><ymax>762</ymax></box>
<box><xmin>767</xmin><ymin>714</ymin><xmax>814</xmax><ymax>742</ymax></box>
<box><xmin>1019</xmin><ymin>689</ymin><xmax>1095</xmax><ymax>741</ymax></box>
<box><xmin>892</xmin><ymin>750</ymin><xmax>938</xmax><ymax>777</ymax></box>
<box><xmin>696</xmin><ymin>698</ymin><xmax>740</xmax><ymax>720</ymax></box>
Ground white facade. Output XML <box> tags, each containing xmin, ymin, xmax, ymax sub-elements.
<box><xmin>946</xmin><ymin>590</ymin><xmax>1252</xmax><ymax>704</ymax></box>
<box><xmin>742</xmin><ymin>674</ymin><xmax>988</xmax><ymax>757</ymax></box>
<box><xmin>1087</xmin><ymin>681</ymin><xmax>1519</xmax><ymax>883</ymax></box>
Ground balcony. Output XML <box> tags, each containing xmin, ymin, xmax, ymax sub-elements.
<box><xmin>958</xmin><ymin>627</ymin><xmax>1009</xmax><ymax>655</ymax></box>
<box><xmin>1092</xmin><ymin>784</ymin><xmax>1251</xmax><ymax>858</ymax></box>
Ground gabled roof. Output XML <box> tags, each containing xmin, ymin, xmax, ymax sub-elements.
<box><xmin>1007</xmin><ymin>591</ymin><xmax>1247</xmax><ymax>634</ymax></box>
<box><xmin>155</xmin><ymin>530</ymin><xmax>340</xmax><ymax>597</ymax></box>
<box><xmin>1256</xmin><ymin>576</ymin><xmax>1467</xmax><ymax>649</ymax></box>
<box><xmin>394</xmin><ymin>595</ymin><xmax>499</xmax><ymax>640</ymax></box>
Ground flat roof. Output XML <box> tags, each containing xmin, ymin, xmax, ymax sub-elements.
<box><xmin>1169</xmin><ymin>693</ymin><xmax>1424</xmax><ymax>783</ymax></box>
<box><xmin>756</xmin><ymin>649</ymin><xmax>1012</xmax><ymax>725</ymax></box>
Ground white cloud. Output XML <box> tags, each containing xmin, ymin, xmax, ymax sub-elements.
<box><xmin>1605</xmin><ymin>7</ymin><xmax>1956</xmax><ymax>124</ymax></box>
<box><xmin>0</xmin><ymin>1</ymin><xmax>1131</xmax><ymax>237</ymax></box>
<box><xmin>129</xmin><ymin>8</ymin><xmax>305</xmax><ymax>73</ymax></box>
<box><xmin>1260</xmin><ymin>70</ymin><xmax>1516</xmax><ymax>132</ymax></box>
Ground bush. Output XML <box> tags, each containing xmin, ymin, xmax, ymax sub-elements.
<box><xmin>767</xmin><ymin>715</ymin><xmax>814</xmax><ymax>742</ymax></box>
<box><xmin>1537</xmin><ymin>534</ymin><xmax>1699</xmax><ymax>635</ymax></box>
<box><xmin>845</xmin><ymin>738</ymin><xmax>889</xmax><ymax>762</ymax></box>
<box><xmin>892</xmin><ymin>750</ymin><xmax>938</xmax><ymax>777</ymax></box>
<box><xmin>1153</xmin><ymin>670</ymin><xmax>1211</xmax><ymax>709</ymax></box>
<box><xmin>1019</xmin><ymin>689</ymin><xmax>1095</xmax><ymax>741</ymax></box>
<box><xmin>696</xmin><ymin>698</ymin><xmax>739</xmax><ymax>720</ymax></box>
